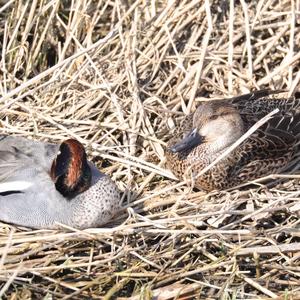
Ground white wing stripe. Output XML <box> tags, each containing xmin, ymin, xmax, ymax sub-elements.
<box><xmin>0</xmin><ymin>181</ymin><xmax>33</xmax><ymax>193</ymax></box>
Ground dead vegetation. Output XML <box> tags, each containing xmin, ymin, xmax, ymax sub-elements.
<box><xmin>0</xmin><ymin>0</ymin><xmax>300</xmax><ymax>299</ymax></box>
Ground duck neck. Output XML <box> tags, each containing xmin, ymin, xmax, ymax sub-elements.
<box><xmin>206</xmin><ymin>139</ymin><xmax>231</xmax><ymax>154</ymax></box>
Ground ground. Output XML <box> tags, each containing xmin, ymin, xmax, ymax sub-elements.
<box><xmin>0</xmin><ymin>0</ymin><xmax>299</xmax><ymax>299</ymax></box>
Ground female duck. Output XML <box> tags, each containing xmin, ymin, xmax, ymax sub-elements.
<box><xmin>0</xmin><ymin>136</ymin><xmax>120</xmax><ymax>229</ymax></box>
<box><xmin>166</xmin><ymin>90</ymin><xmax>300</xmax><ymax>191</ymax></box>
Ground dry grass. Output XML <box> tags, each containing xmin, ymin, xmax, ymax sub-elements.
<box><xmin>0</xmin><ymin>0</ymin><xmax>300</xmax><ymax>299</ymax></box>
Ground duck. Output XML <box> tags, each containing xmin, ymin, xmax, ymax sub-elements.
<box><xmin>166</xmin><ymin>90</ymin><xmax>300</xmax><ymax>191</ymax></box>
<box><xmin>0</xmin><ymin>136</ymin><xmax>121</xmax><ymax>229</ymax></box>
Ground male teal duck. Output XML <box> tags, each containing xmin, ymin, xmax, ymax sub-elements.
<box><xmin>0</xmin><ymin>136</ymin><xmax>120</xmax><ymax>229</ymax></box>
<box><xmin>166</xmin><ymin>90</ymin><xmax>300</xmax><ymax>191</ymax></box>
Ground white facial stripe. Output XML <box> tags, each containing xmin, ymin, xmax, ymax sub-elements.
<box><xmin>0</xmin><ymin>181</ymin><xmax>33</xmax><ymax>193</ymax></box>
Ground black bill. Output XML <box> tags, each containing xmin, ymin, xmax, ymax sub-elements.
<box><xmin>169</xmin><ymin>128</ymin><xmax>203</xmax><ymax>153</ymax></box>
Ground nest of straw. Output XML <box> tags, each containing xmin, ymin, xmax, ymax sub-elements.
<box><xmin>0</xmin><ymin>0</ymin><xmax>299</xmax><ymax>299</ymax></box>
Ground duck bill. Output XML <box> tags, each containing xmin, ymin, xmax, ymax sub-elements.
<box><xmin>170</xmin><ymin>128</ymin><xmax>203</xmax><ymax>153</ymax></box>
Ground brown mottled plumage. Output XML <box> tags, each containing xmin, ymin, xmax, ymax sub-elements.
<box><xmin>166</xmin><ymin>90</ymin><xmax>300</xmax><ymax>191</ymax></box>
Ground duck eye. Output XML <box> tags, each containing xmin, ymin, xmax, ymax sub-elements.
<box><xmin>210</xmin><ymin>115</ymin><xmax>218</xmax><ymax>120</ymax></box>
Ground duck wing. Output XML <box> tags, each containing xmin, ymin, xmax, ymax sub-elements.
<box><xmin>229</xmin><ymin>112</ymin><xmax>300</xmax><ymax>185</ymax></box>
<box><xmin>229</xmin><ymin>90</ymin><xmax>300</xmax><ymax>125</ymax></box>
<box><xmin>0</xmin><ymin>150</ymin><xmax>31</xmax><ymax>182</ymax></box>
<box><xmin>0</xmin><ymin>136</ymin><xmax>58</xmax><ymax>187</ymax></box>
